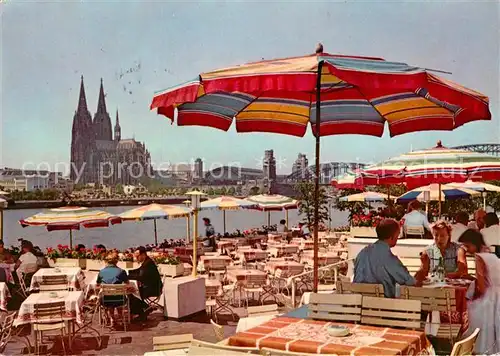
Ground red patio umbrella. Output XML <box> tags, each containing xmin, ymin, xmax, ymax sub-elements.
<box><xmin>150</xmin><ymin>44</ymin><xmax>491</xmax><ymax>291</ymax></box>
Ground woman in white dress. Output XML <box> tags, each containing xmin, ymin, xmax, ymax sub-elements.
<box><xmin>459</xmin><ymin>229</ymin><xmax>500</xmax><ymax>354</ymax></box>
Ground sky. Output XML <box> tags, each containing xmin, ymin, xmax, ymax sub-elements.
<box><xmin>1</xmin><ymin>0</ymin><xmax>499</xmax><ymax>175</ymax></box>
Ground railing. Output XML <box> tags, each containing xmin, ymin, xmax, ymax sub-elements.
<box><xmin>290</xmin><ymin>258</ymin><xmax>354</xmax><ymax>307</ymax></box>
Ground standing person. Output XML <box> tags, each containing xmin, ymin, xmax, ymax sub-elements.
<box><xmin>415</xmin><ymin>221</ymin><xmax>468</xmax><ymax>283</ymax></box>
<box><xmin>468</xmin><ymin>208</ymin><xmax>486</xmax><ymax>230</ymax></box>
<box><xmin>458</xmin><ymin>229</ymin><xmax>500</xmax><ymax>354</ymax></box>
<box><xmin>402</xmin><ymin>200</ymin><xmax>431</xmax><ymax>238</ymax></box>
<box><xmin>202</xmin><ymin>218</ymin><xmax>216</xmax><ymax>252</ymax></box>
<box><xmin>353</xmin><ymin>219</ymin><xmax>418</xmax><ymax>298</ymax></box>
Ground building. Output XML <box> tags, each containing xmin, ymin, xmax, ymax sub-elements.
<box><xmin>0</xmin><ymin>168</ymin><xmax>50</xmax><ymax>191</ymax></box>
<box><xmin>292</xmin><ymin>153</ymin><xmax>308</xmax><ymax>180</ymax></box>
<box><xmin>193</xmin><ymin>158</ymin><xmax>204</xmax><ymax>181</ymax></box>
<box><xmin>70</xmin><ymin>76</ymin><xmax>151</xmax><ymax>186</ymax></box>
<box><xmin>263</xmin><ymin>149</ymin><xmax>277</xmax><ymax>181</ymax></box>
<box><xmin>205</xmin><ymin>166</ymin><xmax>263</xmax><ymax>184</ymax></box>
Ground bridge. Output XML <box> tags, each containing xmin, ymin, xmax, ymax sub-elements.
<box><xmin>451</xmin><ymin>143</ymin><xmax>500</xmax><ymax>156</ymax></box>
<box><xmin>286</xmin><ymin>162</ymin><xmax>367</xmax><ymax>184</ymax></box>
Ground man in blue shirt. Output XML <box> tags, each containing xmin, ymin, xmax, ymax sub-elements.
<box><xmin>353</xmin><ymin>218</ymin><xmax>418</xmax><ymax>297</ymax></box>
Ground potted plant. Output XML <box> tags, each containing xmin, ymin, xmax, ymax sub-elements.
<box><xmin>86</xmin><ymin>246</ymin><xmax>107</xmax><ymax>271</ymax></box>
<box><xmin>349</xmin><ymin>213</ymin><xmax>380</xmax><ymax>238</ymax></box>
<box><xmin>46</xmin><ymin>245</ymin><xmax>87</xmax><ymax>269</ymax></box>
<box><xmin>118</xmin><ymin>252</ymin><xmax>135</xmax><ymax>269</ymax></box>
<box><xmin>155</xmin><ymin>254</ymin><xmax>183</xmax><ymax>277</ymax></box>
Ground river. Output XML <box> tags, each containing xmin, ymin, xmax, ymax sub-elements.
<box><xmin>3</xmin><ymin>206</ymin><xmax>349</xmax><ymax>250</ymax></box>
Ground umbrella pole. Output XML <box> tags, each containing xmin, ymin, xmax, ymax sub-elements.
<box><xmin>285</xmin><ymin>210</ymin><xmax>289</xmax><ymax>227</ymax></box>
<box><xmin>153</xmin><ymin>219</ymin><xmax>158</xmax><ymax>245</ymax></box>
<box><xmin>312</xmin><ymin>60</ymin><xmax>324</xmax><ymax>293</ymax></box>
<box><xmin>438</xmin><ymin>183</ymin><xmax>442</xmax><ymax>218</ymax></box>
<box><xmin>192</xmin><ymin>208</ymin><xmax>199</xmax><ymax>277</ymax></box>
<box><xmin>483</xmin><ymin>192</ymin><xmax>487</xmax><ymax>210</ymax></box>
<box><xmin>186</xmin><ymin>216</ymin><xmax>190</xmax><ymax>244</ymax></box>
<box><xmin>0</xmin><ymin>208</ymin><xmax>3</xmax><ymax>241</ymax></box>
<box><xmin>267</xmin><ymin>211</ymin><xmax>271</xmax><ymax>226</ymax></box>
<box><xmin>223</xmin><ymin>210</ymin><xmax>226</xmax><ymax>234</ymax></box>
<box><xmin>69</xmin><ymin>229</ymin><xmax>73</xmax><ymax>249</ymax></box>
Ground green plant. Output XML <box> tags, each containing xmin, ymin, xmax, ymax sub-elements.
<box><xmin>295</xmin><ymin>181</ymin><xmax>330</xmax><ymax>228</ymax></box>
<box><xmin>154</xmin><ymin>254</ymin><xmax>180</xmax><ymax>265</ymax></box>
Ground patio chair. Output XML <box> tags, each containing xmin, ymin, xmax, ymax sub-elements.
<box><xmin>308</xmin><ymin>293</ymin><xmax>362</xmax><ymax>322</ymax></box>
<box><xmin>39</xmin><ymin>275</ymin><xmax>69</xmax><ymax>292</ymax></box>
<box><xmin>210</xmin><ymin>319</ymin><xmax>225</xmax><ymax>341</ymax></box>
<box><xmin>33</xmin><ymin>301</ymin><xmax>69</xmax><ymax>355</ymax></box>
<box><xmin>243</xmin><ymin>274</ymin><xmax>268</xmax><ymax>307</ymax></box>
<box><xmin>73</xmin><ymin>295</ymin><xmax>102</xmax><ymax>350</ymax></box>
<box><xmin>191</xmin><ymin>339</ymin><xmax>259</xmax><ymax>353</ymax></box>
<box><xmin>336</xmin><ymin>281</ymin><xmax>384</xmax><ymax>297</ymax></box>
<box><xmin>399</xmin><ymin>286</ymin><xmax>462</xmax><ymax>344</ymax></box>
<box><xmin>98</xmin><ymin>284</ymin><xmax>130</xmax><ymax>332</ymax></box>
<box><xmin>206</xmin><ymin>259</ymin><xmax>228</xmax><ymax>282</ymax></box>
<box><xmin>449</xmin><ymin>328</ymin><xmax>480</xmax><ymax>356</ymax></box>
<box><xmin>361</xmin><ymin>296</ymin><xmax>421</xmax><ymax>330</ymax></box>
<box><xmin>153</xmin><ymin>333</ymin><xmax>192</xmax><ymax>351</ymax></box>
<box><xmin>0</xmin><ymin>311</ymin><xmax>32</xmax><ymax>355</ymax></box>
<box><xmin>404</xmin><ymin>226</ymin><xmax>425</xmax><ymax>238</ymax></box>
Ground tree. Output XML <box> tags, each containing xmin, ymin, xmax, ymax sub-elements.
<box><xmin>295</xmin><ymin>181</ymin><xmax>330</xmax><ymax>228</ymax></box>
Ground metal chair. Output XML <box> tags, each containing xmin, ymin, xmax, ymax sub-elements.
<box><xmin>39</xmin><ymin>275</ymin><xmax>69</xmax><ymax>292</ymax></box>
<box><xmin>98</xmin><ymin>284</ymin><xmax>130</xmax><ymax>332</ymax></box>
<box><xmin>33</xmin><ymin>301</ymin><xmax>69</xmax><ymax>355</ymax></box>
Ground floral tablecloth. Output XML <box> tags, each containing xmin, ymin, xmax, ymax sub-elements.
<box><xmin>229</xmin><ymin>317</ymin><xmax>435</xmax><ymax>355</ymax></box>
<box><xmin>14</xmin><ymin>290</ymin><xmax>85</xmax><ymax>326</ymax></box>
<box><xmin>0</xmin><ymin>282</ymin><xmax>11</xmax><ymax>311</ymax></box>
<box><xmin>30</xmin><ymin>267</ymin><xmax>86</xmax><ymax>291</ymax></box>
<box><xmin>0</xmin><ymin>263</ymin><xmax>15</xmax><ymax>284</ymax></box>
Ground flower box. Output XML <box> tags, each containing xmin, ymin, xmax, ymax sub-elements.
<box><xmin>159</xmin><ymin>263</ymin><xmax>184</xmax><ymax>277</ymax></box>
<box><xmin>118</xmin><ymin>261</ymin><xmax>138</xmax><ymax>269</ymax></box>
<box><xmin>86</xmin><ymin>259</ymin><xmax>106</xmax><ymax>271</ymax></box>
<box><xmin>350</xmin><ymin>226</ymin><xmax>377</xmax><ymax>238</ymax></box>
<box><xmin>52</xmin><ymin>257</ymin><xmax>86</xmax><ymax>269</ymax></box>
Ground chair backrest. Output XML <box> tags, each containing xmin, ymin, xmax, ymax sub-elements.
<box><xmin>210</xmin><ymin>319</ymin><xmax>225</xmax><ymax>341</ymax></box>
<box><xmin>247</xmin><ymin>304</ymin><xmax>279</xmax><ymax>317</ymax></box>
<box><xmin>449</xmin><ymin>328</ymin><xmax>480</xmax><ymax>356</ymax></box>
<box><xmin>405</xmin><ymin>226</ymin><xmax>424</xmax><ymax>236</ymax></box>
<box><xmin>466</xmin><ymin>256</ymin><xmax>476</xmax><ymax>276</ymax></box>
<box><xmin>399</xmin><ymin>286</ymin><xmax>456</xmax><ymax>312</ymax></box>
<box><xmin>245</xmin><ymin>274</ymin><xmax>267</xmax><ymax>287</ymax></box>
<box><xmin>0</xmin><ymin>312</ymin><xmax>16</xmax><ymax>352</ymax></box>
<box><xmin>207</xmin><ymin>259</ymin><xmax>227</xmax><ymax>271</ymax></box>
<box><xmin>308</xmin><ymin>293</ymin><xmax>362</xmax><ymax>322</ymax></box>
<box><xmin>39</xmin><ymin>275</ymin><xmax>69</xmax><ymax>291</ymax></box>
<box><xmin>190</xmin><ymin>339</ymin><xmax>259</xmax><ymax>354</ymax></box>
<box><xmin>361</xmin><ymin>296</ymin><xmax>421</xmax><ymax>329</ymax></box>
<box><xmin>153</xmin><ymin>333</ymin><xmax>193</xmax><ymax>351</ymax></box>
<box><xmin>100</xmin><ymin>284</ymin><xmax>128</xmax><ymax>296</ymax></box>
<box><xmin>399</xmin><ymin>257</ymin><xmax>422</xmax><ymax>274</ymax></box>
<box><xmin>336</xmin><ymin>281</ymin><xmax>384</xmax><ymax>297</ymax></box>
<box><xmin>34</xmin><ymin>301</ymin><xmax>65</xmax><ymax>323</ymax></box>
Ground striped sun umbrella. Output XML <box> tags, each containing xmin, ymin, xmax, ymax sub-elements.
<box><xmin>19</xmin><ymin>206</ymin><xmax>122</xmax><ymax>248</ymax></box>
<box><xmin>245</xmin><ymin>194</ymin><xmax>299</xmax><ymax>227</ymax></box>
<box><xmin>200</xmin><ymin>196</ymin><xmax>257</xmax><ymax>234</ymax></box>
<box><xmin>150</xmin><ymin>44</ymin><xmax>491</xmax><ymax>291</ymax></box>
<box><xmin>396</xmin><ymin>184</ymin><xmax>480</xmax><ymax>203</ymax></box>
<box><xmin>447</xmin><ymin>180</ymin><xmax>500</xmax><ymax>209</ymax></box>
<box><xmin>357</xmin><ymin>141</ymin><xmax>500</xmax><ymax>189</ymax></box>
<box><xmin>340</xmin><ymin>191</ymin><xmax>396</xmax><ymax>202</ymax></box>
<box><xmin>119</xmin><ymin>203</ymin><xmax>191</xmax><ymax>245</ymax></box>
<box><xmin>331</xmin><ymin>170</ymin><xmax>365</xmax><ymax>190</ymax></box>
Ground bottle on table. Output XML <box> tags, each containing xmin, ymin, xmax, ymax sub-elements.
<box><xmin>436</xmin><ymin>257</ymin><xmax>445</xmax><ymax>282</ymax></box>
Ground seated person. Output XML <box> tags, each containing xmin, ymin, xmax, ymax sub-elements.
<box><xmin>468</xmin><ymin>208</ymin><xmax>486</xmax><ymax>230</ymax></box>
<box><xmin>130</xmin><ymin>246</ymin><xmax>163</xmax><ymax>314</ymax></box>
<box><xmin>481</xmin><ymin>212</ymin><xmax>500</xmax><ymax>251</ymax></box>
<box><xmin>415</xmin><ymin>220</ymin><xmax>468</xmax><ymax>283</ymax></box>
<box><xmin>451</xmin><ymin>211</ymin><xmax>469</xmax><ymax>242</ymax></box>
<box><xmin>402</xmin><ymin>200</ymin><xmax>431</xmax><ymax>238</ymax></box>
<box><xmin>353</xmin><ymin>218</ymin><xmax>418</xmax><ymax>298</ymax></box>
<box><xmin>298</xmin><ymin>223</ymin><xmax>310</xmax><ymax>238</ymax></box>
<box><xmin>97</xmin><ymin>252</ymin><xmax>147</xmax><ymax>325</ymax></box>
<box><xmin>277</xmin><ymin>219</ymin><xmax>288</xmax><ymax>233</ymax></box>
<box><xmin>0</xmin><ymin>241</ymin><xmax>15</xmax><ymax>264</ymax></box>
<box><xmin>14</xmin><ymin>240</ymin><xmax>39</xmax><ymax>286</ymax></box>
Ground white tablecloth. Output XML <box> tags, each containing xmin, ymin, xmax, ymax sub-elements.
<box><xmin>14</xmin><ymin>290</ymin><xmax>85</xmax><ymax>326</ymax></box>
<box><xmin>0</xmin><ymin>282</ymin><xmax>11</xmax><ymax>310</ymax></box>
<box><xmin>30</xmin><ymin>267</ymin><xmax>86</xmax><ymax>291</ymax></box>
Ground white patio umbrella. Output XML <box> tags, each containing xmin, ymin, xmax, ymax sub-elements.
<box><xmin>447</xmin><ymin>180</ymin><xmax>500</xmax><ymax>209</ymax></box>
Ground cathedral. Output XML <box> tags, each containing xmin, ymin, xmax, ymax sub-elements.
<box><xmin>70</xmin><ymin>76</ymin><xmax>151</xmax><ymax>186</ymax></box>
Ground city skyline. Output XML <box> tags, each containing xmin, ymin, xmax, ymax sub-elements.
<box><xmin>2</xmin><ymin>1</ymin><xmax>499</xmax><ymax>174</ymax></box>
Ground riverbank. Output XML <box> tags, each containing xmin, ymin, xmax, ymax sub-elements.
<box><xmin>4</xmin><ymin>196</ymin><xmax>193</xmax><ymax>210</ymax></box>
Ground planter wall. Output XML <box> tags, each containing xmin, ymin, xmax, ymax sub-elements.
<box><xmin>86</xmin><ymin>259</ymin><xmax>106</xmax><ymax>271</ymax></box>
<box><xmin>118</xmin><ymin>261</ymin><xmax>139</xmax><ymax>269</ymax></box>
<box><xmin>159</xmin><ymin>263</ymin><xmax>184</xmax><ymax>277</ymax></box>
<box><xmin>350</xmin><ymin>226</ymin><xmax>377</xmax><ymax>238</ymax></box>
<box><xmin>51</xmin><ymin>258</ymin><xmax>86</xmax><ymax>269</ymax></box>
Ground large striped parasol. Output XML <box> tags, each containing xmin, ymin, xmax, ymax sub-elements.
<box><xmin>357</xmin><ymin>141</ymin><xmax>500</xmax><ymax>189</ymax></box>
<box><xmin>150</xmin><ymin>44</ymin><xmax>491</xmax><ymax>291</ymax></box>
<box><xmin>245</xmin><ymin>194</ymin><xmax>299</xmax><ymax>211</ymax></box>
<box><xmin>200</xmin><ymin>196</ymin><xmax>257</xmax><ymax>234</ymax></box>
<box><xmin>19</xmin><ymin>206</ymin><xmax>121</xmax><ymax>248</ymax></box>
<box><xmin>331</xmin><ymin>170</ymin><xmax>364</xmax><ymax>190</ymax></box>
<box><xmin>396</xmin><ymin>184</ymin><xmax>480</xmax><ymax>203</ymax></box>
<box><xmin>119</xmin><ymin>203</ymin><xmax>192</xmax><ymax>245</ymax></box>
<box><xmin>447</xmin><ymin>180</ymin><xmax>500</xmax><ymax>209</ymax></box>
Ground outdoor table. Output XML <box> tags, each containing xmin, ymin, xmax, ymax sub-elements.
<box><xmin>238</xmin><ymin>249</ymin><xmax>268</xmax><ymax>262</ymax></box>
<box><xmin>226</xmin><ymin>269</ymin><xmax>267</xmax><ymax>283</ymax></box>
<box><xmin>0</xmin><ymin>282</ymin><xmax>11</xmax><ymax>311</ymax></box>
<box><xmin>0</xmin><ymin>263</ymin><xmax>15</xmax><ymax>284</ymax></box>
<box><xmin>265</xmin><ymin>261</ymin><xmax>304</xmax><ymax>274</ymax></box>
<box><xmin>14</xmin><ymin>290</ymin><xmax>85</xmax><ymax>327</ymax></box>
<box><xmin>228</xmin><ymin>316</ymin><xmax>436</xmax><ymax>355</ymax></box>
<box><xmin>267</xmin><ymin>244</ymin><xmax>299</xmax><ymax>258</ymax></box>
<box><xmin>85</xmin><ymin>274</ymin><xmax>141</xmax><ymax>299</ymax></box>
<box><xmin>30</xmin><ymin>267</ymin><xmax>86</xmax><ymax>291</ymax></box>
<box><xmin>200</xmin><ymin>255</ymin><xmax>232</xmax><ymax>265</ymax></box>
<box><xmin>302</xmin><ymin>254</ymin><xmax>340</xmax><ymax>267</ymax></box>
